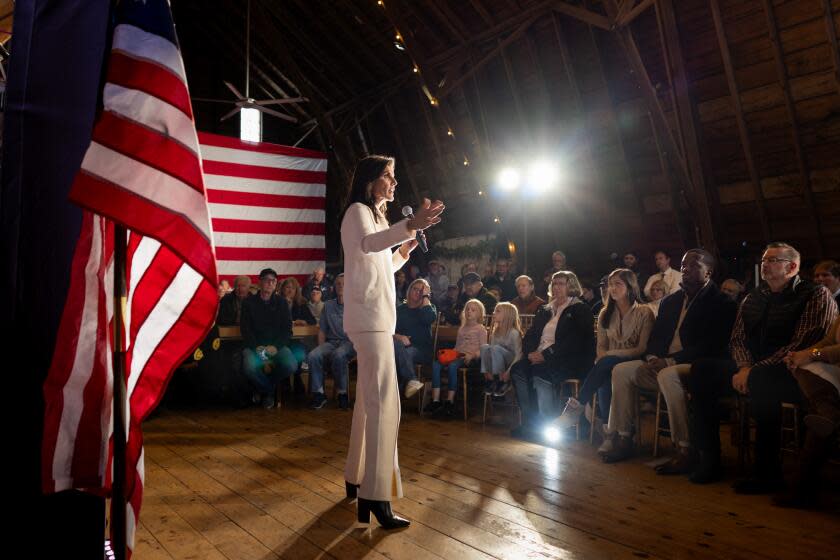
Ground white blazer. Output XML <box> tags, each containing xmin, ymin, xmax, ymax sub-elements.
<box><xmin>341</xmin><ymin>202</ymin><xmax>412</xmax><ymax>334</ymax></box>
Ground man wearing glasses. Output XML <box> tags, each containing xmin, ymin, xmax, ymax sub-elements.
<box><xmin>240</xmin><ymin>268</ymin><xmax>298</xmax><ymax>408</ymax></box>
<box><xmin>684</xmin><ymin>243</ymin><xmax>837</xmax><ymax>491</ymax></box>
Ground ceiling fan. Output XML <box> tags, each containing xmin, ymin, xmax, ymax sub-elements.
<box><xmin>192</xmin><ymin>0</ymin><xmax>306</xmax><ymax>123</ymax></box>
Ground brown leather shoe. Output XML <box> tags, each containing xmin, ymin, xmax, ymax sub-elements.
<box><xmin>655</xmin><ymin>451</ymin><xmax>694</xmax><ymax>475</ymax></box>
<box><xmin>600</xmin><ymin>435</ymin><xmax>634</xmax><ymax>463</ymax></box>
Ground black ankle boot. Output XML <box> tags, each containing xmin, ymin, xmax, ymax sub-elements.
<box><xmin>345</xmin><ymin>481</ymin><xmax>359</xmax><ymax>499</ymax></box>
<box><xmin>357</xmin><ymin>498</ymin><xmax>410</xmax><ymax>529</ymax></box>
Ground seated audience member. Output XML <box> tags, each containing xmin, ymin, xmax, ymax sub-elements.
<box><xmin>426</xmin><ymin>299</ymin><xmax>487</xmax><ymax>417</ymax></box>
<box><xmin>685</xmin><ymin>242</ymin><xmax>837</xmax><ymax>488</ymax></box>
<box><xmin>217</xmin><ymin>275</ymin><xmax>252</xmax><ymax>326</ymax></box>
<box><xmin>308</xmin><ymin>286</ymin><xmax>325</xmax><ymax>323</ymax></box>
<box><xmin>599</xmin><ymin>250</ymin><xmax>737</xmax><ymax>470</ymax></box>
<box><xmin>644</xmin><ymin>250</ymin><xmax>681</xmax><ymax>300</ymax></box>
<box><xmin>240</xmin><ymin>268</ymin><xmax>298</xmax><ymax>408</ymax></box>
<box><xmin>511</xmin><ymin>275</ymin><xmax>546</xmax><ymax>315</ymax></box>
<box><xmin>481</xmin><ymin>302</ymin><xmax>523</xmax><ymax>397</ymax></box>
<box><xmin>511</xmin><ymin>271</ymin><xmax>595</xmax><ymax>440</ymax></box>
<box><xmin>217</xmin><ymin>279</ymin><xmax>231</xmax><ymax>299</ymax></box>
<box><xmin>394</xmin><ymin>278</ymin><xmax>437</xmax><ymax>398</ymax></box>
<box><xmin>778</xmin><ymin>314</ymin><xmax>840</xmax><ymax>507</ymax></box>
<box><xmin>303</xmin><ymin>266</ymin><xmax>333</xmax><ymax>300</ymax></box>
<box><xmin>280</xmin><ymin>277</ymin><xmax>317</xmax><ymax>326</ymax></box>
<box><xmin>456</xmin><ymin>261</ymin><xmax>479</xmax><ymax>293</ymax></box>
<box><xmin>425</xmin><ymin>258</ymin><xmax>450</xmax><ymax>308</ymax></box>
<box><xmin>813</xmin><ymin>259</ymin><xmax>840</xmax><ymax>308</ymax></box>
<box><xmin>720</xmin><ymin>278</ymin><xmax>745</xmax><ymax>303</ymax></box>
<box><xmin>645</xmin><ymin>279</ymin><xmax>669</xmax><ymax>318</ymax></box>
<box><xmin>487</xmin><ymin>286</ymin><xmax>503</xmax><ymax>302</ymax></box>
<box><xmin>591</xmin><ymin>275</ymin><xmax>608</xmax><ymax>317</ymax></box>
<box><xmin>458</xmin><ymin>272</ymin><xmax>498</xmax><ymax>316</ymax></box>
<box><xmin>307</xmin><ymin>275</ymin><xmax>355</xmax><ymax>410</ymax></box>
<box><xmin>439</xmin><ymin>284</ymin><xmax>461</xmax><ymax>325</ymax></box>
<box><xmin>556</xmin><ymin>269</ymin><xmax>654</xmax><ymax>432</ymax></box>
<box><xmin>623</xmin><ymin>251</ymin><xmax>648</xmax><ymax>294</ymax></box>
<box><xmin>395</xmin><ymin>269</ymin><xmax>408</xmax><ymax>304</ymax></box>
<box><xmin>484</xmin><ymin>258</ymin><xmax>517</xmax><ymax>302</ymax></box>
<box><xmin>540</xmin><ymin>250</ymin><xmax>567</xmax><ymax>297</ymax></box>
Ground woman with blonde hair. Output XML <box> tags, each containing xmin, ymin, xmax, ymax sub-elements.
<box><xmin>481</xmin><ymin>302</ymin><xmax>523</xmax><ymax>397</ymax></box>
<box><xmin>279</xmin><ymin>276</ymin><xmax>316</xmax><ymax>326</ymax></box>
<box><xmin>425</xmin><ymin>298</ymin><xmax>487</xmax><ymax>417</ymax></box>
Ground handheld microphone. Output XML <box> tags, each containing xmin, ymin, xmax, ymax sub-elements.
<box><xmin>401</xmin><ymin>205</ymin><xmax>429</xmax><ymax>253</ymax></box>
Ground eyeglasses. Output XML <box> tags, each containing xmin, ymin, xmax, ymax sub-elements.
<box><xmin>760</xmin><ymin>257</ymin><xmax>792</xmax><ymax>264</ymax></box>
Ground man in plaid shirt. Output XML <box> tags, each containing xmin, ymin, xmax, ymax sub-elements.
<box><xmin>684</xmin><ymin>243</ymin><xmax>837</xmax><ymax>490</ymax></box>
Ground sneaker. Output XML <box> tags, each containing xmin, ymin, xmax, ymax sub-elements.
<box><xmin>555</xmin><ymin>397</ymin><xmax>584</xmax><ymax>431</ymax></box>
<box><xmin>338</xmin><ymin>393</ymin><xmax>350</xmax><ymax>410</ymax></box>
<box><xmin>405</xmin><ymin>379</ymin><xmax>424</xmax><ymax>398</ymax></box>
<box><xmin>300</xmin><ymin>361</ymin><xmax>310</xmax><ymax>372</ymax></box>
<box><xmin>442</xmin><ymin>400</ymin><xmax>455</xmax><ymax>418</ymax></box>
<box><xmin>600</xmin><ymin>435</ymin><xmax>634</xmax><ymax>463</ymax></box>
<box><xmin>309</xmin><ymin>392</ymin><xmax>327</xmax><ymax>410</ymax></box>
<box><xmin>262</xmin><ymin>394</ymin><xmax>276</xmax><ymax>409</ymax></box>
<box><xmin>423</xmin><ymin>400</ymin><xmax>443</xmax><ymax>415</ymax></box>
<box><xmin>493</xmin><ymin>381</ymin><xmax>511</xmax><ymax>397</ymax></box>
<box><xmin>483</xmin><ymin>380</ymin><xmax>495</xmax><ymax>395</ymax></box>
<box><xmin>597</xmin><ymin>432</ymin><xmax>616</xmax><ymax>455</ymax></box>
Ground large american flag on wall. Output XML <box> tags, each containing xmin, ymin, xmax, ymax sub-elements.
<box><xmin>199</xmin><ymin>132</ymin><xmax>327</xmax><ymax>285</ymax></box>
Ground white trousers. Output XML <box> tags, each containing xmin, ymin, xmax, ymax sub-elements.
<box><xmin>607</xmin><ymin>360</ymin><xmax>691</xmax><ymax>447</ymax></box>
<box><xmin>344</xmin><ymin>331</ymin><xmax>403</xmax><ymax>501</ymax></box>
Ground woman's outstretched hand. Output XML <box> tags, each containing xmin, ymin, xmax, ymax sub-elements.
<box><xmin>407</xmin><ymin>198</ymin><xmax>444</xmax><ymax>231</ymax></box>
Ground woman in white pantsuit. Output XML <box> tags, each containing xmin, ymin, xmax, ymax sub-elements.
<box><xmin>340</xmin><ymin>155</ymin><xmax>444</xmax><ymax>528</ymax></box>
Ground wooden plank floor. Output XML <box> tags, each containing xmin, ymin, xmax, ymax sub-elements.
<box><xmin>138</xmin><ymin>401</ymin><xmax>840</xmax><ymax>560</ymax></box>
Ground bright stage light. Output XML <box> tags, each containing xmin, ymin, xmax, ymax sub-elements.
<box><xmin>498</xmin><ymin>167</ymin><xmax>520</xmax><ymax>191</ymax></box>
<box><xmin>544</xmin><ymin>425</ymin><xmax>561</xmax><ymax>444</ymax></box>
<box><xmin>527</xmin><ymin>160</ymin><xmax>559</xmax><ymax>193</ymax></box>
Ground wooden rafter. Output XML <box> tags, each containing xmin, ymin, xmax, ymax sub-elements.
<box><xmin>525</xmin><ymin>31</ymin><xmax>551</xmax><ymax>115</ymax></box>
<box><xmin>469</xmin><ymin>0</ymin><xmax>495</xmax><ymax>27</ymax></box>
<box><xmin>587</xmin><ymin>23</ymin><xmax>654</xmax><ymax>252</ymax></box>
<box><xmin>384</xmin><ymin>101</ymin><xmax>424</xmax><ymax>205</ymax></box>
<box><xmin>552</xmin><ymin>12</ymin><xmax>614</xmax><ymax>248</ymax></box>
<box><xmin>321</xmin><ymin>4</ymin><xmax>394</xmax><ymax>77</ymax></box>
<box><xmin>631</xmin><ymin>0</ymin><xmax>717</xmax><ymax>252</ymax></box>
<box><xmin>417</xmin><ymin>88</ymin><xmax>449</xmax><ymax>201</ymax></box>
<box><xmin>499</xmin><ymin>40</ymin><xmax>531</xmax><ymax>139</ymax></box>
<box><xmin>649</xmin><ymin>110</ymin><xmax>693</xmax><ymax>248</ymax></box>
<box><xmin>761</xmin><ymin>0</ymin><xmax>824</xmax><ymax>254</ymax></box>
<box><xmin>709</xmin><ymin>0</ymin><xmax>771</xmax><ymax>243</ymax></box>
<box><xmin>439</xmin><ymin>15</ymin><xmax>540</xmax><ymax>99</ymax></box>
<box><xmin>823</xmin><ymin>0</ymin><xmax>840</xmax><ymax>96</ymax></box>
<box><xmin>616</xmin><ymin>0</ymin><xmax>656</xmax><ymax>28</ymax></box>
<box><xmin>551</xmin><ymin>1</ymin><xmax>612</xmax><ymax>30</ymax></box>
<box><xmin>427</xmin><ymin>0</ymin><xmax>469</xmax><ymax>44</ymax></box>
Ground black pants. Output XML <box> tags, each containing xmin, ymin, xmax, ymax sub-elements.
<box><xmin>511</xmin><ymin>359</ymin><xmax>577</xmax><ymax>428</ymax></box>
<box><xmin>686</xmin><ymin>359</ymin><xmax>802</xmax><ymax>477</ymax></box>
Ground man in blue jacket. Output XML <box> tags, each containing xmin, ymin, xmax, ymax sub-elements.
<box><xmin>600</xmin><ymin>249</ymin><xmax>736</xmax><ymax>472</ymax></box>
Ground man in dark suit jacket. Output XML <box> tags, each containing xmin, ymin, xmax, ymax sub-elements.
<box><xmin>599</xmin><ymin>249</ymin><xmax>737</xmax><ymax>472</ymax></box>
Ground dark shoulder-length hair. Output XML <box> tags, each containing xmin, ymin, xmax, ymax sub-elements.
<box><xmin>342</xmin><ymin>155</ymin><xmax>395</xmax><ymax>224</ymax></box>
<box><xmin>599</xmin><ymin>268</ymin><xmax>642</xmax><ymax>329</ymax></box>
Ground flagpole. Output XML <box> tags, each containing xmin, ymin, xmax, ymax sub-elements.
<box><xmin>112</xmin><ymin>223</ymin><xmax>128</xmax><ymax>560</ymax></box>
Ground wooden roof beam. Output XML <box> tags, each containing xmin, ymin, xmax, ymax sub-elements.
<box><xmin>551</xmin><ymin>1</ymin><xmax>611</xmax><ymax>31</ymax></box>
<box><xmin>500</xmin><ymin>41</ymin><xmax>531</xmax><ymax>139</ymax></box>
<box><xmin>606</xmin><ymin>0</ymin><xmax>718</xmax><ymax>252</ymax></box>
<box><xmin>709</xmin><ymin>0</ymin><xmax>771</xmax><ymax>243</ymax></box>
<box><xmin>615</xmin><ymin>0</ymin><xmax>655</xmax><ymax>28</ymax></box>
<box><xmin>384</xmin><ymin>101</ymin><xmax>424</xmax><ymax>204</ymax></box>
<box><xmin>761</xmin><ymin>0</ymin><xmax>825</xmax><ymax>254</ymax></box>
<box><xmin>427</xmin><ymin>0</ymin><xmax>469</xmax><ymax>44</ymax></box>
<box><xmin>469</xmin><ymin>0</ymin><xmax>496</xmax><ymax>27</ymax></box>
<box><xmin>823</xmin><ymin>0</ymin><xmax>840</xmax><ymax>96</ymax></box>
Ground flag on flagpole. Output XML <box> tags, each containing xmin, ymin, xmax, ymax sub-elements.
<box><xmin>41</xmin><ymin>1</ymin><xmax>218</xmax><ymax>556</ymax></box>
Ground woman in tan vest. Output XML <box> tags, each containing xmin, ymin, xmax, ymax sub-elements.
<box><xmin>341</xmin><ymin>155</ymin><xmax>443</xmax><ymax>528</ymax></box>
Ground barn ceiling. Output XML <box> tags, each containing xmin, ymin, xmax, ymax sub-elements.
<box><xmin>174</xmin><ymin>0</ymin><xmax>840</xmax><ymax>273</ymax></box>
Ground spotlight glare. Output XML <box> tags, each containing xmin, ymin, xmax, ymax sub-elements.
<box><xmin>544</xmin><ymin>426</ymin><xmax>561</xmax><ymax>443</ymax></box>
<box><xmin>528</xmin><ymin>160</ymin><xmax>559</xmax><ymax>193</ymax></box>
<box><xmin>498</xmin><ymin>167</ymin><xmax>520</xmax><ymax>191</ymax></box>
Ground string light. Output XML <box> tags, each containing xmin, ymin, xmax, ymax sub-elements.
<box><xmin>463</xmin><ymin>156</ymin><xmax>469</xmax><ymax>166</ymax></box>
<box><xmin>429</xmin><ymin>97</ymin><xmax>438</xmax><ymax>106</ymax></box>
<box><xmin>478</xmin><ymin>190</ymin><xmax>484</xmax><ymax>196</ymax></box>
<box><xmin>395</xmin><ymin>32</ymin><xmax>402</xmax><ymax>41</ymax></box>
<box><xmin>493</xmin><ymin>215</ymin><xmax>501</xmax><ymax>224</ymax></box>
<box><xmin>447</xmin><ymin>129</ymin><xmax>454</xmax><ymax>137</ymax></box>
<box><xmin>412</xmin><ymin>65</ymin><xmax>419</xmax><ymax>73</ymax></box>
<box><xmin>377</xmin><ymin>0</ymin><xmax>383</xmax><ymax>6</ymax></box>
